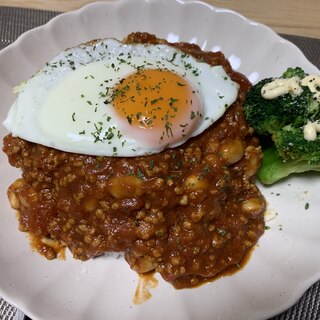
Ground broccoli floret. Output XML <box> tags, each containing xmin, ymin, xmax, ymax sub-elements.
<box><xmin>282</xmin><ymin>67</ymin><xmax>307</xmax><ymax>79</ymax></box>
<box><xmin>244</xmin><ymin>78</ymin><xmax>313</xmax><ymax>135</ymax></box>
<box><xmin>243</xmin><ymin>67</ymin><xmax>320</xmax><ymax>184</ymax></box>
<box><xmin>273</xmin><ymin>125</ymin><xmax>320</xmax><ymax>163</ymax></box>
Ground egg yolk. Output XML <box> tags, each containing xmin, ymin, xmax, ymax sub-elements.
<box><xmin>111</xmin><ymin>69</ymin><xmax>202</xmax><ymax>146</ymax></box>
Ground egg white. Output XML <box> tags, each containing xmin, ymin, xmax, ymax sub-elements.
<box><xmin>3</xmin><ymin>38</ymin><xmax>239</xmax><ymax>156</ymax></box>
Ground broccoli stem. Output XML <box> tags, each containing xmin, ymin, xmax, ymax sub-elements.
<box><xmin>258</xmin><ymin>146</ymin><xmax>320</xmax><ymax>185</ymax></box>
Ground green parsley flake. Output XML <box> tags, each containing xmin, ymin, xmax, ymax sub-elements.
<box><xmin>149</xmin><ymin>160</ymin><xmax>155</xmax><ymax>170</ymax></box>
<box><xmin>127</xmin><ymin>116</ymin><xmax>133</xmax><ymax>125</ymax></box>
<box><xmin>137</xmin><ymin>169</ymin><xmax>144</xmax><ymax>180</ymax></box>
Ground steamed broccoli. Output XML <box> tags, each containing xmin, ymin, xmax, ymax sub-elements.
<box><xmin>257</xmin><ymin>146</ymin><xmax>320</xmax><ymax>185</ymax></box>
<box><xmin>243</xmin><ymin>67</ymin><xmax>320</xmax><ymax>184</ymax></box>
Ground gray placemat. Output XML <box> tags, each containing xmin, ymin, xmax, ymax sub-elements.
<box><xmin>0</xmin><ymin>5</ymin><xmax>320</xmax><ymax>320</ymax></box>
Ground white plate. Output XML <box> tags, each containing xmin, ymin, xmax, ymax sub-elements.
<box><xmin>0</xmin><ymin>1</ymin><xmax>319</xmax><ymax>319</ymax></box>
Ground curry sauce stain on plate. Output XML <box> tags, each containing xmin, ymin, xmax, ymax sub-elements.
<box><xmin>133</xmin><ymin>272</ymin><xmax>159</xmax><ymax>304</ymax></box>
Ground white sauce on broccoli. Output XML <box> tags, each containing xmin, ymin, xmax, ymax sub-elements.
<box><xmin>261</xmin><ymin>76</ymin><xmax>302</xmax><ymax>99</ymax></box>
<box><xmin>303</xmin><ymin>120</ymin><xmax>320</xmax><ymax>141</ymax></box>
<box><xmin>261</xmin><ymin>74</ymin><xmax>320</xmax><ymax>102</ymax></box>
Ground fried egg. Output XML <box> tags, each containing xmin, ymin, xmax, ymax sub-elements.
<box><xmin>3</xmin><ymin>38</ymin><xmax>239</xmax><ymax>156</ymax></box>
